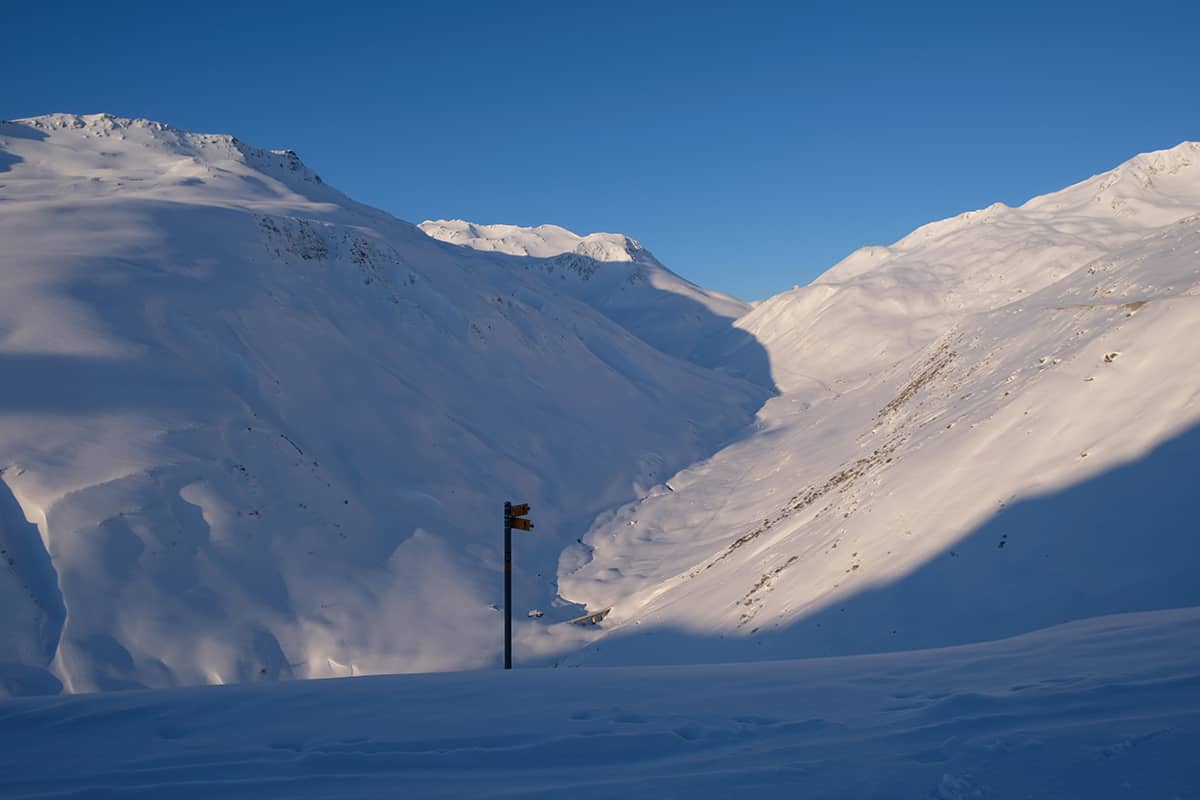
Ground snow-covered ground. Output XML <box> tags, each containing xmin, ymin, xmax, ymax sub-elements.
<box><xmin>2</xmin><ymin>607</ymin><xmax>1197</xmax><ymax>798</ymax></box>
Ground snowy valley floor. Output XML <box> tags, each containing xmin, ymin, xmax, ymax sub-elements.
<box><xmin>1</xmin><ymin>608</ymin><xmax>1198</xmax><ymax>799</ymax></box>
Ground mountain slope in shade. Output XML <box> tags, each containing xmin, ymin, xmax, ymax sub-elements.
<box><xmin>418</xmin><ymin>219</ymin><xmax>767</xmax><ymax>381</ymax></box>
<box><xmin>0</xmin><ymin>114</ymin><xmax>769</xmax><ymax>696</ymax></box>
<box><xmin>553</xmin><ymin>142</ymin><xmax>1200</xmax><ymax>667</ymax></box>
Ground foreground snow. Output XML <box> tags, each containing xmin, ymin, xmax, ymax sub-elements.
<box><xmin>2</xmin><ymin>607</ymin><xmax>1198</xmax><ymax>798</ymax></box>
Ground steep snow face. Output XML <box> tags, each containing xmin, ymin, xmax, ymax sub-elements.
<box><xmin>555</xmin><ymin>142</ymin><xmax>1200</xmax><ymax>667</ymax></box>
<box><xmin>0</xmin><ymin>114</ymin><xmax>768</xmax><ymax>696</ymax></box>
<box><xmin>419</xmin><ymin>220</ymin><xmax>764</xmax><ymax>379</ymax></box>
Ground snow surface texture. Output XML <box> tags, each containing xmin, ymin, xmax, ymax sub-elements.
<box><xmin>0</xmin><ymin>114</ymin><xmax>769</xmax><ymax>696</ymax></box>
<box><xmin>554</xmin><ymin>141</ymin><xmax>1200</xmax><ymax>667</ymax></box>
<box><xmin>1</xmin><ymin>608</ymin><xmax>1197</xmax><ymax>798</ymax></box>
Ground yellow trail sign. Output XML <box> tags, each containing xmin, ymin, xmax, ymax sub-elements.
<box><xmin>509</xmin><ymin>503</ymin><xmax>531</xmax><ymax>517</ymax></box>
<box><xmin>510</xmin><ymin>517</ymin><xmax>534</xmax><ymax>531</ymax></box>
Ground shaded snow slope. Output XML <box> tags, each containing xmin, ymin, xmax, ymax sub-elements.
<box><xmin>2</xmin><ymin>607</ymin><xmax>1198</xmax><ymax>798</ymax></box>
<box><xmin>0</xmin><ymin>114</ymin><xmax>769</xmax><ymax>696</ymax></box>
<box><xmin>555</xmin><ymin>142</ymin><xmax>1200</xmax><ymax>667</ymax></box>
<box><xmin>419</xmin><ymin>219</ymin><xmax>766</xmax><ymax>381</ymax></box>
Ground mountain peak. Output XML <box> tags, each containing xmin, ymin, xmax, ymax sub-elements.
<box><xmin>418</xmin><ymin>219</ymin><xmax>645</xmax><ymax>263</ymax></box>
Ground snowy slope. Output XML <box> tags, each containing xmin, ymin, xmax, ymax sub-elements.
<box><xmin>3</xmin><ymin>113</ymin><xmax>1197</xmax><ymax>705</ymax></box>
<box><xmin>418</xmin><ymin>220</ymin><xmax>766</xmax><ymax>380</ymax></box>
<box><xmin>554</xmin><ymin>142</ymin><xmax>1200</xmax><ymax>667</ymax></box>
<box><xmin>2</xmin><ymin>606</ymin><xmax>1198</xmax><ymax>798</ymax></box>
<box><xmin>0</xmin><ymin>114</ymin><xmax>768</xmax><ymax>696</ymax></box>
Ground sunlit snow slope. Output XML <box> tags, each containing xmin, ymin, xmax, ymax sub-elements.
<box><xmin>0</xmin><ymin>114</ymin><xmax>769</xmax><ymax>696</ymax></box>
<box><xmin>556</xmin><ymin>142</ymin><xmax>1200</xmax><ymax>666</ymax></box>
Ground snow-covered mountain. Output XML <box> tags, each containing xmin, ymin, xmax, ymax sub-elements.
<box><xmin>0</xmin><ymin>114</ymin><xmax>768</xmax><ymax>696</ymax></box>
<box><xmin>2</xmin><ymin>113</ymin><xmax>1198</xmax><ymax>703</ymax></box>
<box><xmin>418</xmin><ymin>219</ymin><xmax>767</xmax><ymax>381</ymax></box>
<box><xmin>554</xmin><ymin>141</ymin><xmax>1200</xmax><ymax>666</ymax></box>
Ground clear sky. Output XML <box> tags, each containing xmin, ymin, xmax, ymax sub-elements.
<box><xmin>3</xmin><ymin>0</ymin><xmax>1198</xmax><ymax>300</ymax></box>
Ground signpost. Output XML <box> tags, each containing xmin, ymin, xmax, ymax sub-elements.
<box><xmin>503</xmin><ymin>501</ymin><xmax>534</xmax><ymax>669</ymax></box>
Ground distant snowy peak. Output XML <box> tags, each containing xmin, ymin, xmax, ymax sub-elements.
<box><xmin>418</xmin><ymin>218</ymin><xmax>749</xmax><ymax>319</ymax></box>
<box><xmin>419</xmin><ymin>218</ymin><xmax>755</xmax><ymax>369</ymax></box>
<box><xmin>418</xmin><ymin>219</ymin><xmax>645</xmax><ymax>264</ymax></box>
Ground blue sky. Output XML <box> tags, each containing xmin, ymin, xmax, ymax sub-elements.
<box><xmin>4</xmin><ymin>0</ymin><xmax>1198</xmax><ymax>300</ymax></box>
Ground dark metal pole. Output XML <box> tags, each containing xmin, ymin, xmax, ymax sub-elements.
<box><xmin>504</xmin><ymin>501</ymin><xmax>512</xmax><ymax>669</ymax></box>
